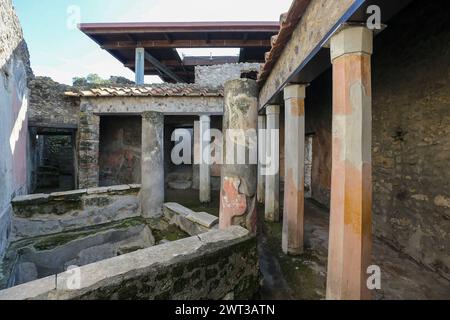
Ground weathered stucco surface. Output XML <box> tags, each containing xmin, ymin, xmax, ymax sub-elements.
<box><xmin>371</xmin><ymin>0</ymin><xmax>450</xmax><ymax>279</ymax></box>
<box><xmin>259</xmin><ymin>0</ymin><xmax>355</xmax><ymax>108</ymax></box>
<box><xmin>220</xmin><ymin>79</ymin><xmax>258</xmax><ymax>232</ymax></box>
<box><xmin>99</xmin><ymin>116</ymin><xmax>141</xmax><ymax>186</ymax></box>
<box><xmin>0</xmin><ymin>0</ymin><xmax>32</xmax><ymax>258</ymax></box>
<box><xmin>80</xmin><ymin>96</ymin><xmax>223</xmax><ymax>115</ymax></box>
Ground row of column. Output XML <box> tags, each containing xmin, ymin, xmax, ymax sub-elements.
<box><xmin>141</xmin><ymin>112</ymin><xmax>212</xmax><ymax>218</ymax></box>
<box><xmin>256</xmin><ymin>25</ymin><xmax>373</xmax><ymax>300</ymax></box>
<box><xmin>140</xmin><ymin>25</ymin><xmax>373</xmax><ymax>300</ymax></box>
<box><xmin>257</xmin><ymin>84</ymin><xmax>306</xmax><ymax>256</ymax></box>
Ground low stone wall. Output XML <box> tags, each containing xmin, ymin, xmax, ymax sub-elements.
<box><xmin>2</xmin><ymin>218</ymin><xmax>155</xmax><ymax>288</ymax></box>
<box><xmin>164</xmin><ymin>202</ymin><xmax>219</xmax><ymax>236</ymax></box>
<box><xmin>10</xmin><ymin>185</ymin><xmax>141</xmax><ymax>240</ymax></box>
<box><xmin>0</xmin><ymin>226</ymin><xmax>259</xmax><ymax>300</ymax></box>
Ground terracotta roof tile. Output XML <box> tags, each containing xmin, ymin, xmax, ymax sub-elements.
<box><xmin>65</xmin><ymin>83</ymin><xmax>224</xmax><ymax>98</ymax></box>
<box><xmin>257</xmin><ymin>0</ymin><xmax>311</xmax><ymax>86</ymax></box>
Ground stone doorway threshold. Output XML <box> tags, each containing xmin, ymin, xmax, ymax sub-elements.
<box><xmin>257</xmin><ymin>200</ymin><xmax>450</xmax><ymax>300</ymax></box>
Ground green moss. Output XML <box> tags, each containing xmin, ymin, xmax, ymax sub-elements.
<box><xmin>31</xmin><ymin>217</ymin><xmax>146</xmax><ymax>251</ymax></box>
<box><xmin>151</xmin><ymin>220</ymin><xmax>189</xmax><ymax>243</ymax></box>
<box><xmin>264</xmin><ymin>219</ymin><xmax>326</xmax><ymax>300</ymax></box>
<box><xmin>165</xmin><ymin>189</ymin><xmax>221</xmax><ymax>217</ymax></box>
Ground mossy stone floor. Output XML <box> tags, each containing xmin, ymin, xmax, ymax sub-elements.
<box><xmin>169</xmin><ymin>188</ymin><xmax>450</xmax><ymax>300</ymax></box>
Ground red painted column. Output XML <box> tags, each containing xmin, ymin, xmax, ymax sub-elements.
<box><xmin>219</xmin><ymin>79</ymin><xmax>258</xmax><ymax>232</ymax></box>
<box><xmin>326</xmin><ymin>26</ymin><xmax>373</xmax><ymax>300</ymax></box>
<box><xmin>282</xmin><ymin>84</ymin><xmax>306</xmax><ymax>255</ymax></box>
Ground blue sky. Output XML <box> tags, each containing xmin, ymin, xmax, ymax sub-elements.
<box><xmin>13</xmin><ymin>0</ymin><xmax>292</xmax><ymax>85</ymax></box>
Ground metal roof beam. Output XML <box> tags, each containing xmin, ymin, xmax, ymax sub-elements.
<box><xmin>144</xmin><ymin>51</ymin><xmax>185</xmax><ymax>83</ymax></box>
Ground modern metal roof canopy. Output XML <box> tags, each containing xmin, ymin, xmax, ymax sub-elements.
<box><xmin>79</xmin><ymin>21</ymin><xmax>280</xmax><ymax>83</ymax></box>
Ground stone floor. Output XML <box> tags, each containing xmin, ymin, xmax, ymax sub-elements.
<box><xmin>258</xmin><ymin>199</ymin><xmax>450</xmax><ymax>300</ymax></box>
<box><xmin>167</xmin><ymin>189</ymin><xmax>450</xmax><ymax>300</ymax></box>
<box><xmin>165</xmin><ymin>188</ymin><xmax>220</xmax><ymax>217</ymax></box>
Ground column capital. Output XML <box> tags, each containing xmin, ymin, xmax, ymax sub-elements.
<box><xmin>199</xmin><ymin>115</ymin><xmax>211</xmax><ymax>122</ymax></box>
<box><xmin>283</xmin><ymin>84</ymin><xmax>306</xmax><ymax>100</ymax></box>
<box><xmin>330</xmin><ymin>25</ymin><xmax>373</xmax><ymax>62</ymax></box>
<box><xmin>266</xmin><ymin>104</ymin><xmax>280</xmax><ymax>115</ymax></box>
<box><xmin>142</xmin><ymin>111</ymin><xmax>163</xmax><ymax>122</ymax></box>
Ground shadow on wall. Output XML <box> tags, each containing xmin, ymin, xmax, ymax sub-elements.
<box><xmin>99</xmin><ymin>116</ymin><xmax>142</xmax><ymax>187</ymax></box>
<box><xmin>0</xmin><ymin>39</ymin><xmax>32</xmax><ymax>258</ymax></box>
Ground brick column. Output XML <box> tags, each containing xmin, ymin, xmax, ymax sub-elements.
<box><xmin>282</xmin><ymin>84</ymin><xmax>306</xmax><ymax>255</ymax></box>
<box><xmin>141</xmin><ymin>111</ymin><xmax>164</xmax><ymax>218</ymax></box>
<box><xmin>257</xmin><ymin>115</ymin><xmax>266</xmax><ymax>204</ymax></box>
<box><xmin>264</xmin><ymin>105</ymin><xmax>280</xmax><ymax>222</ymax></box>
<box><xmin>326</xmin><ymin>25</ymin><xmax>373</xmax><ymax>300</ymax></box>
<box><xmin>199</xmin><ymin>115</ymin><xmax>211</xmax><ymax>203</ymax></box>
<box><xmin>219</xmin><ymin>79</ymin><xmax>258</xmax><ymax>233</ymax></box>
<box><xmin>78</xmin><ymin>103</ymin><xmax>99</xmax><ymax>188</ymax></box>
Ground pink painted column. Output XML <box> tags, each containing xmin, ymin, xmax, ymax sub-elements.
<box><xmin>264</xmin><ymin>105</ymin><xmax>280</xmax><ymax>222</ymax></box>
<box><xmin>219</xmin><ymin>79</ymin><xmax>258</xmax><ymax>233</ymax></box>
<box><xmin>282</xmin><ymin>84</ymin><xmax>306</xmax><ymax>255</ymax></box>
<box><xmin>326</xmin><ymin>26</ymin><xmax>373</xmax><ymax>300</ymax></box>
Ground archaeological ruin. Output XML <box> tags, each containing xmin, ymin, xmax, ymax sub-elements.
<box><xmin>0</xmin><ymin>0</ymin><xmax>449</xmax><ymax>301</ymax></box>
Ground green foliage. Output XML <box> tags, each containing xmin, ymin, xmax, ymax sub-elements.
<box><xmin>72</xmin><ymin>73</ymin><xmax>134</xmax><ymax>87</ymax></box>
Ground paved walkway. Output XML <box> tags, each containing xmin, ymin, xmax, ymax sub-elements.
<box><xmin>258</xmin><ymin>199</ymin><xmax>450</xmax><ymax>300</ymax></box>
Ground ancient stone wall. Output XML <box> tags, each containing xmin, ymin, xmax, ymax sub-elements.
<box><xmin>0</xmin><ymin>0</ymin><xmax>32</xmax><ymax>258</ymax></box>
<box><xmin>195</xmin><ymin>63</ymin><xmax>261</xmax><ymax>88</ymax></box>
<box><xmin>371</xmin><ymin>0</ymin><xmax>450</xmax><ymax>279</ymax></box>
<box><xmin>99</xmin><ymin>116</ymin><xmax>141</xmax><ymax>186</ymax></box>
<box><xmin>0</xmin><ymin>226</ymin><xmax>259</xmax><ymax>300</ymax></box>
<box><xmin>305</xmin><ymin>69</ymin><xmax>332</xmax><ymax>207</ymax></box>
<box><xmin>77</xmin><ymin>102</ymin><xmax>100</xmax><ymax>188</ymax></box>
<box><xmin>10</xmin><ymin>185</ymin><xmax>142</xmax><ymax>241</ymax></box>
<box><xmin>28</xmin><ymin>77</ymin><xmax>79</xmax><ymax>127</ymax></box>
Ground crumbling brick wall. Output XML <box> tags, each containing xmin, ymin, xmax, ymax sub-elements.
<box><xmin>28</xmin><ymin>77</ymin><xmax>79</xmax><ymax>127</ymax></box>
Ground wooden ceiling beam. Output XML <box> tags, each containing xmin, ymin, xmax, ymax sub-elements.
<box><xmin>101</xmin><ymin>39</ymin><xmax>271</xmax><ymax>49</ymax></box>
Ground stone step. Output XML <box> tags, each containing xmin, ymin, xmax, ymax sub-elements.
<box><xmin>163</xmin><ymin>203</ymin><xmax>218</xmax><ymax>236</ymax></box>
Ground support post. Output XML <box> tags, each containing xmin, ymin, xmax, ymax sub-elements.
<box><xmin>135</xmin><ymin>47</ymin><xmax>145</xmax><ymax>85</ymax></box>
<box><xmin>257</xmin><ymin>115</ymin><xmax>266</xmax><ymax>204</ymax></box>
<box><xmin>219</xmin><ymin>79</ymin><xmax>258</xmax><ymax>233</ymax></box>
<box><xmin>326</xmin><ymin>25</ymin><xmax>373</xmax><ymax>300</ymax></box>
<box><xmin>264</xmin><ymin>105</ymin><xmax>280</xmax><ymax>222</ymax></box>
<box><xmin>141</xmin><ymin>111</ymin><xmax>164</xmax><ymax>218</ymax></box>
<box><xmin>282</xmin><ymin>84</ymin><xmax>306</xmax><ymax>255</ymax></box>
<box><xmin>78</xmin><ymin>105</ymin><xmax>99</xmax><ymax>188</ymax></box>
<box><xmin>199</xmin><ymin>115</ymin><xmax>211</xmax><ymax>203</ymax></box>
